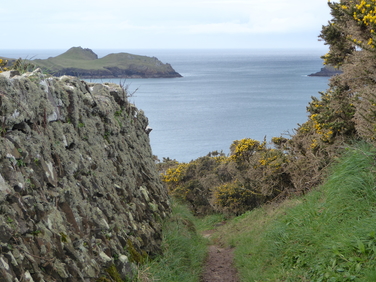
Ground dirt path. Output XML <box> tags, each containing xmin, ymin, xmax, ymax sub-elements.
<box><xmin>200</xmin><ymin>229</ymin><xmax>240</xmax><ymax>282</ymax></box>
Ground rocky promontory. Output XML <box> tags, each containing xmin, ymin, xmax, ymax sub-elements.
<box><xmin>308</xmin><ymin>65</ymin><xmax>342</xmax><ymax>77</ymax></box>
<box><xmin>0</xmin><ymin>69</ymin><xmax>170</xmax><ymax>281</ymax></box>
<box><xmin>7</xmin><ymin>47</ymin><xmax>182</xmax><ymax>79</ymax></box>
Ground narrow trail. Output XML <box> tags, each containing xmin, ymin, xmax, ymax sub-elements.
<box><xmin>200</xmin><ymin>228</ymin><xmax>240</xmax><ymax>282</ymax></box>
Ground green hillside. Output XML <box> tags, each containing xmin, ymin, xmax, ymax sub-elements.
<box><xmin>31</xmin><ymin>46</ymin><xmax>182</xmax><ymax>78</ymax></box>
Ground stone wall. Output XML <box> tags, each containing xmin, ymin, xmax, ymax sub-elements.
<box><xmin>0</xmin><ymin>69</ymin><xmax>170</xmax><ymax>281</ymax></box>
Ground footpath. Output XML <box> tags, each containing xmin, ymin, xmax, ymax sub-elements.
<box><xmin>200</xmin><ymin>228</ymin><xmax>240</xmax><ymax>282</ymax></box>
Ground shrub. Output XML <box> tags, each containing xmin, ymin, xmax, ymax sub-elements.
<box><xmin>159</xmin><ymin>142</ymin><xmax>294</xmax><ymax>215</ymax></box>
<box><xmin>213</xmin><ymin>181</ymin><xmax>263</xmax><ymax>215</ymax></box>
<box><xmin>0</xmin><ymin>59</ymin><xmax>8</xmax><ymax>72</ymax></box>
<box><xmin>230</xmin><ymin>138</ymin><xmax>265</xmax><ymax>165</ymax></box>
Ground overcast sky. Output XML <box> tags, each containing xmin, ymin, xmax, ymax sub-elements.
<box><xmin>2</xmin><ymin>0</ymin><xmax>331</xmax><ymax>50</ymax></box>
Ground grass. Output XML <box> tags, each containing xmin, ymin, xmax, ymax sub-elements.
<box><xmin>213</xmin><ymin>142</ymin><xmax>376</xmax><ymax>281</ymax></box>
<box><xmin>137</xmin><ymin>201</ymin><xmax>223</xmax><ymax>282</ymax></box>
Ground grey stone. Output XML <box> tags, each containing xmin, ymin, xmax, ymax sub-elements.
<box><xmin>0</xmin><ymin>73</ymin><xmax>171</xmax><ymax>281</ymax></box>
<box><xmin>0</xmin><ymin>70</ymin><xmax>20</xmax><ymax>79</ymax></box>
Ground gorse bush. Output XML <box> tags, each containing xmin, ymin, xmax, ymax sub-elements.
<box><xmin>307</xmin><ymin>83</ymin><xmax>356</xmax><ymax>143</ymax></box>
<box><xmin>321</xmin><ymin>0</ymin><xmax>376</xmax><ymax>142</ymax></box>
<box><xmin>230</xmin><ymin>138</ymin><xmax>264</xmax><ymax>164</ymax></box>
<box><xmin>213</xmin><ymin>181</ymin><xmax>262</xmax><ymax>213</ymax></box>
<box><xmin>160</xmin><ymin>156</ymin><xmax>219</xmax><ymax>214</ymax></box>
<box><xmin>0</xmin><ymin>57</ymin><xmax>38</xmax><ymax>74</ymax></box>
<box><xmin>0</xmin><ymin>59</ymin><xmax>9</xmax><ymax>72</ymax></box>
<box><xmin>158</xmin><ymin>138</ymin><xmax>293</xmax><ymax>215</ymax></box>
<box><xmin>11</xmin><ymin>58</ymin><xmax>37</xmax><ymax>74</ymax></box>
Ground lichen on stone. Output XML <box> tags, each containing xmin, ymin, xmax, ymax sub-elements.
<box><xmin>0</xmin><ymin>70</ymin><xmax>171</xmax><ymax>281</ymax></box>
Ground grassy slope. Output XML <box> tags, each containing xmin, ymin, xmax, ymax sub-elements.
<box><xmin>214</xmin><ymin>142</ymin><xmax>376</xmax><ymax>281</ymax></box>
<box><xmin>140</xmin><ymin>142</ymin><xmax>376</xmax><ymax>281</ymax></box>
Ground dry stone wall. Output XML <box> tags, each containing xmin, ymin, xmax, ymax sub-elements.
<box><xmin>0</xmin><ymin>69</ymin><xmax>170</xmax><ymax>281</ymax></box>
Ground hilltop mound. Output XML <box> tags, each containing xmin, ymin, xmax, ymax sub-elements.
<box><xmin>31</xmin><ymin>47</ymin><xmax>182</xmax><ymax>78</ymax></box>
<box><xmin>53</xmin><ymin>46</ymin><xmax>99</xmax><ymax>60</ymax></box>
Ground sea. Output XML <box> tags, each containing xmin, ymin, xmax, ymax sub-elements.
<box><xmin>1</xmin><ymin>49</ymin><xmax>330</xmax><ymax>163</ymax></box>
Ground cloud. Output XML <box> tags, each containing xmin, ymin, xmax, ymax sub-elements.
<box><xmin>0</xmin><ymin>0</ymin><xmax>331</xmax><ymax>49</ymax></box>
<box><xmin>183</xmin><ymin>15</ymin><xmax>320</xmax><ymax>35</ymax></box>
<box><xmin>112</xmin><ymin>0</ymin><xmax>330</xmax><ymax>35</ymax></box>
<box><xmin>186</xmin><ymin>22</ymin><xmax>254</xmax><ymax>34</ymax></box>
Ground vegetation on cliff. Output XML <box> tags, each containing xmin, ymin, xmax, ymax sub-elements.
<box><xmin>1</xmin><ymin>47</ymin><xmax>182</xmax><ymax>78</ymax></box>
<box><xmin>212</xmin><ymin>143</ymin><xmax>376</xmax><ymax>281</ymax></box>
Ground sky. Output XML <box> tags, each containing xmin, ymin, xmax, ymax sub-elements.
<box><xmin>2</xmin><ymin>0</ymin><xmax>332</xmax><ymax>50</ymax></box>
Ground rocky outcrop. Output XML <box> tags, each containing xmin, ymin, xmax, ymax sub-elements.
<box><xmin>308</xmin><ymin>65</ymin><xmax>342</xmax><ymax>77</ymax></box>
<box><xmin>0</xmin><ymin>69</ymin><xmax>170</xmax><ymax>281</ymax></box>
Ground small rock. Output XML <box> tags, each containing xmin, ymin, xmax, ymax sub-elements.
<box><xmin>0</xmin><ymin>70</ymin><xmax>20</xmax><ymax>79</ymax></box>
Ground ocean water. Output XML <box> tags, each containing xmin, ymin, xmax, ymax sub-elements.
<box><xmin>0</xmin><ymin>49</ymin><xmax>330</xmax><ymax>162</ymax></box>
<box><xmin>93</xmin><ymin>49</ymin><xmax>330</xmax><ymax>162</ymax></box>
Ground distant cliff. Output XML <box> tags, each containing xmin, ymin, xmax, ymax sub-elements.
<box><xmin>0</xmin><ymin>69</ymin><xmax>170</xmax><ymax>281</ymax></box>
<box><xmin>19</xmin><ymin>47</ymin><xmax>182</xmax><ymax>79</ymax></box>
<box><xmin>309</xmin><ymin>65</ymin><xmax>342</xmax><ymax>77</ymax></box>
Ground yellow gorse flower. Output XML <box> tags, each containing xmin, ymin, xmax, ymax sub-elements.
<box><xmin>0</xmin><ymin>58</ymin><xmax>9</xmax><ymax>73</ymax></box>
<box><xmin>230</xmin><ymin>138</ymin><xmax>264</xmax><ymax>161</ymax></box>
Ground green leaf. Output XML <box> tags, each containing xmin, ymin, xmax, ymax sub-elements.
<box><xmin>357</xmin><ymin>240</ymin><xmax>366</xmax><ymax>254</ymax></box>
<box><xmin>355</xmin><ymin>263</ymin><xmax>362</xmax><ymax>273</ymax></box>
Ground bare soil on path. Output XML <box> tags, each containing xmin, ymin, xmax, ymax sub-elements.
<box><xmin>200</xmin><ymin>229</ymin><xmax>240</xmax><ymax>282</ymax></box>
